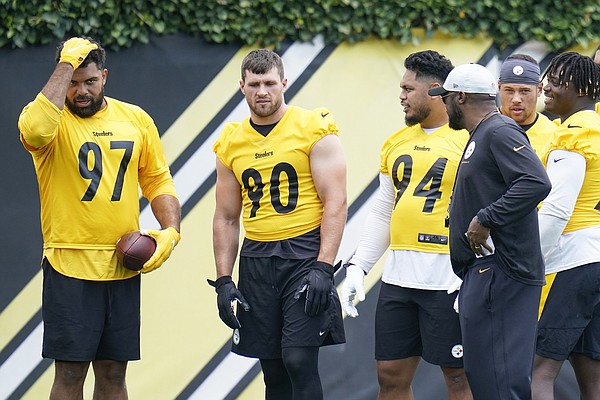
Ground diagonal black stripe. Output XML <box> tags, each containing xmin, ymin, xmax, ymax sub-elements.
<box><xmin>282</xmin><ymin>44</ymin><xmax>335</xmax><ymax>101</ymax></box>
<box><xmin>181</xmin><ymin>171</ymin><xmax>216</xmax><ymax>218</ymax></box>
<box><xmin>169</xmin><ymin>91</ymin><xmax>245</xmax><ymax>177</ymax></box>
<box><xmin>539</xmin><ymin>48</ymin><xmax>566</xmax><ymax>72</ymax></box>
<box><xmin>274</xmin><ymin>38</ymin><xmax>295</xmax><ymax>55</ymax></box>
<box><xmin>348</xmin><ymin>175</ymin><xmax>379</xmax><ymax>221</ymax></box>
<box><xmin>476</xmin><ymin>43</ymin><xmax>502</xmax><ymax>66</ymax></box>
<box><xmin>0</xmin><ymin>311</ymin><xmax>42</xmax><ymax>365</ymax></box>
<box><xmin>175</xmin><ymin>342</ymin><xmax>233</xmax><ymax>399</ymax></box>
<box><xmin>138</xmin><ymin>92</ymin><xmax>240</xmax><ymax>212</ymax></box>
<box><xmin>497</xmin><ymin>43</ymin><xmax>524</xmax><ymax>61</ymax></box>
<box><xmin>223</xmin><ymin>362</ymin><xmax>262</xmax><ymax>400</ymax></box>
<box><xmin>477</xmin><ymin>41</ymin><xmax>523</xmax><ymax>66</ymax></box>
<box><xmin>7</xmin><ymin>358</ymin><xmax>53</xmax><ymax>400</ymax></box>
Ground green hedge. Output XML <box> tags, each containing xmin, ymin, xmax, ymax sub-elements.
<box><xmin>1</xmin><ymin>0</ymin><xmax>598</xmax><ymax>51</ymax></box>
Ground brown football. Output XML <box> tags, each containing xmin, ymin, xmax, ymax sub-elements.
<box><xmin>116</xmin><ymin>231</ymin><xmax>156</xmax><ymax>271</ymax></box>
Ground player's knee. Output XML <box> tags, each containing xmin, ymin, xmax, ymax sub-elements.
<box><xmin>282</xmin><ymin>353</ymin><xmax>307</xmax><ymax>377</ymax></box>
<box><xmin>97</xmin><ymin>370</ymin><xmax>126</xmax><ymax>386</ymax></box>
<box><xmin>377</xmin><ymin>363</ymin><xmax>411</xmax><ymax>391</ymax></box>
<box><xmin>281</xmin><ymin>347</ymin><xmax>319</xmax><ymax>380</ymax></box>
<box><xmin>55</xmin><ymin>362</ymin><xmax>89</xmax><ymax>386</ymax></box>
<box><xmin>442</xmin><ymin>366</ymin><xmax>468</xmax><ymax>383</ymax></box>
<box><xmin>93</xmin><ymin>361</ymin><xmax>127</xmax><ymax>386</ymax></box>
<box><xmin>532</xmin><ymin>357</ymin><xmax>562</xmax><ymax>382</ymax></box>
<box><xmin>441</xmin><ymin>366</ymin><xmax>472</xmax><ymax>397</ymax></box>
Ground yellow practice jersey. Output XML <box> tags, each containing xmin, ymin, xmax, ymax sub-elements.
<box><xmin>214</xmin><ymin>106</ymin><xmax>338</xmax><ymax>242</ymax></box>
<box><xmin>526</xmin><ymin>113</ymin><xmax>556</xmax><ymax>158</ymax></box>
<box><xmin>381</xmin><ymin>124</ymin><xmax>468</xmax><ymax>253</ymax></box>
<box><xmin>19</xmin><ymin>93</ymin><xmax>177</xmax><ymax>280</ymax></box>
<box><xmin>542</xmin><ymin>110</ymin><xmax>600</xmax><ymax>233</ymax></box>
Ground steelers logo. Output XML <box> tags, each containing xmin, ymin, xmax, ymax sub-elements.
<box><xmin>233</xmin><ymin>328</ymin><xmax>240</xmax><ymax>345</ymax></box>
<box><xmin>464</xmin><ymin>141</ymin><xmax>476</xmax><ymax>160</ymax></box>
<box><xmin>513</xmin><ymin>65</ymin><xmax>524</xmax><ymax>76</ymax></box>
<box><xmin>451</xmin><ymin>344</ymin><xmax>464</xmax><ymax>358</ymax></box>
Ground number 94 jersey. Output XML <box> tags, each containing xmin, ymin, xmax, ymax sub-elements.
<box><xmin>380</xmin><ymin>124</ymin><xmax>468</xmax><ymax>253</ymax></box>
<box><xmin>214</xmin><ymin>106</ymin><xmax>338</xmax><ymax>242</ymax></box>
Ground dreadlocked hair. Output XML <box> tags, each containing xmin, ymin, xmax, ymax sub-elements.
<box><xmin>542</xmin><ymin>52</ymin><xmax>600</xmax><ymax>100</ymax></box>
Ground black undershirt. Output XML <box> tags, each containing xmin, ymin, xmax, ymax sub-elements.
<box><xmin>250</xmin><ymin>119</ymin><xmax>278</xmax><ymax>137</ymax></box>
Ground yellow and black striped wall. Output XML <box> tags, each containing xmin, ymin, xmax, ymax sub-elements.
<box><xmin>0</xmin><ymin>33</ymin><xmax>596</xmax><ymax>399</ymax></box>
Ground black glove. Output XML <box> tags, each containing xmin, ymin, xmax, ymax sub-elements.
<box><xmin>294</xmin><ymin>261</ymin><xmax>336</xmax><ymax>317</ymax></box>
<box><xmin>207</xmin><ymin>276</ymin><xmax>250</xmax><ymax>329</ymax></box>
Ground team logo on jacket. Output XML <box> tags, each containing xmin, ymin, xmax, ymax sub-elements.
<box><xmin>233</xmin><ymin>328</ymin><xmax>240</xmax><ymax>345</ymax></box>
<box><xmin>464</xmin><ymin>141</ymin><xmax>476</xmax><ymax>160</ymax></box>
<box><xmin>451</xmin><ymin>344</ymin><xmax>464</xmax><ymax>358</ymax></box>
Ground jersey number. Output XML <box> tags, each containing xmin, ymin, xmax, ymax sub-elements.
<box><xmin>242</xmin><ymin>162</ymin><xmax>299</xmax><ymax>218</ymax></box>
<box><xmin>78</xmin><ymin>141</ymin><xmax>134</xmax><ymax>201</ymax></box>
<box><xmin>392</xmin><ymin>155</ymin><xmax>448</xmax><ymax>213</ymax></box>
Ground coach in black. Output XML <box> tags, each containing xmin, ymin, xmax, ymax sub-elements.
<box><xmin>429</xmin><ymin>63</ymin><xmax>551</xmax><ymax>400</ymax></box>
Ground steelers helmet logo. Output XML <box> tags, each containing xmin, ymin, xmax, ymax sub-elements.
<box><xmin>451</xmin><ymin>344</ymin><xmax>464</xmax><ymax>358</ymax></box>
<box><xmin>513</xmin><ymin>65</ymin><xmax>524</xmax><ymax>76</ymax></box>
<box><xmin>233</xmin><ymin>328</ymin><xmax>240</xmax><ymax>345</ymax></box>
<box><xmin>464</xmin><ymin>141</ymin><xmax>476</xmax><ymax>160</ymax></box>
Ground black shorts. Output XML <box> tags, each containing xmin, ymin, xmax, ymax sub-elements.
<box><xmin>42</xmin><ymin>259</ymin><xmax>141</xmax><ymax>361</ymax></box>
<box><xmin>232</xmin><ymin>256</ymin><xmax>345</xmax><ymax>359</ymax></box>
<box><xmin>375</xmin><ymin>283</ymin><xmax>464</xmax><ymax>367</ymax></box>
<box><xmin>537</xmin><ymin>262</ymin><xmax>600</xmax><ymax>361</ymax></box>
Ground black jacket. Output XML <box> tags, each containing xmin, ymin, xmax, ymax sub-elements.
<box><xmin>449</xmin><ymin>113</ymin><xmax>551</xmax><ymax>284</ymax></box>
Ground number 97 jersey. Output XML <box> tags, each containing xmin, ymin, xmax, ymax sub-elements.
<box><xmin>380</xmin><ymin>124</ymin><xmax>468</xmax><ymax>254</ymax></box>
<box><xmin>19</xmin><ymin>94</ymin><xmax>175</xmax><ymax>250</ymax></box>
<box><xmin>213</xmin><ymin>106</ymin><xmax>338</xmax><ymax>242</ymax></box>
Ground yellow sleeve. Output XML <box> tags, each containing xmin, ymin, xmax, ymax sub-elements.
<box><xmin>213</xmin><ymin>121</ymin><xmax>241</xmax><ymax>169</ymax></box>
<box><xmin>18</xmin><ymin>93</ymin><xmax>62</xmax><ymax>150</ymax></box>
<box><xmin>138</xmin><ymin>115</ymin><xmax>178</xmax><ymax>202</ymax></box>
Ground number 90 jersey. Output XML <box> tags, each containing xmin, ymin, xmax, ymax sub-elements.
<box><xmin>380</xmin><ymin>124</ymin><xmax>468</xmax><ymax>253</ymax></box>
<box><xmin>214</xmin><ymin>106</ymin><xmax>338</xmax><ymax>242</ymax></box>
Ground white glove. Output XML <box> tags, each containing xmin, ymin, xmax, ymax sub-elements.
<box><xmin>341</xmin><ymin>264</ymin><xmax>366</xmax><ymax>318</ymax></box>
<box><xmin>453</xmin><ymin>292</ymin><xmax>460</xmax><ymax>314</ymax></box>
<box><xmin>447</xmin><ymin>278</ymin><xmax>462</xmax><ymax>314</ymax></box>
